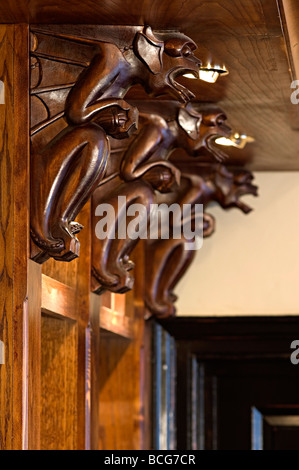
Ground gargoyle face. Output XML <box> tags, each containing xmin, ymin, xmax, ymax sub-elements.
<box><xmin>214</xmin><ymin>165</ymin><xmax>258</xmax><ymax>213</ymax></box>
<box><xmin>177</xmin><ymin>104</ymin><xmax>232</xmax><ymax>161</ymax></box>
<box><xmin>198</xmin><ymin>109</ymin><xmax>232</xmax><ymax>161</ymax></box>
<box><xmin>134</xmin><ymin>27</ymin><xmax>201</xmax><ymax>103</ymax></box>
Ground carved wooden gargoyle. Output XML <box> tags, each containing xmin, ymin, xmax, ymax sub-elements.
<box><xmin>144</xmin><ymin>163</ymin><xmax>258</xmax><ymax>319</ymax></box>
<box><xmin>91</xmin><ymin>101</ymin><xmax>232</xmax><ymax>294</ymax></box>
<box><xmin>29</xmin><ymin>25</ymin><xmax>202</xmax><ymax>263</ymax></box>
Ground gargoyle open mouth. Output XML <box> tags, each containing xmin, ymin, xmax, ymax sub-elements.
<box><xmin>168</xmin><ymin>67</ymin><xmax>199</xmax><ymax>102</ymax></box>
<box><xmin>206</xmin><ymin>134</ymin><xmax>230</xmax><ymax>162</ymax></box>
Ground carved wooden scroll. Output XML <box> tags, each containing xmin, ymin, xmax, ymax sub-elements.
<box><xmin>29</xmin><ymin>25</ymin><xmax>202</xmax><ymax>263</ymax></box>
<box><xmin>144</xmin><ymin>163</ymin><xmax>258</xmax><ymax>318</ymax></box>
<box><xmin>91</xmin><ymin>101</ymin><xmax>233</xmax><ymax>294</ymax></box>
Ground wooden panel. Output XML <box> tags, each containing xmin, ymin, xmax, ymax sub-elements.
<box><xmin>99</xmin><ymin>335</ymin><xmax>138</xmax><ymax>450</ymax></box>
<box><xmin>42</xmin><ymin>258</ymin><xmax>78</xmax><ymax>290</ymax></box>
<box><xmin>40</xmin><ymin>313</ymin><xmax>77</xmax><ymax>450</ymax></box>
<box><xmin>100</xmin><ymin>307</ymin><xmax>134</xmax><ymax>339</ymax></box>
<box><xmin>99</xmin><ymin>291</ymin><xmax>134</xmax><ymax>339</ymax></box>
<box><xmin>0</xmin><ymin>24</ymin><xmax>29</xmax><ymax>450</ymax></box>
<box><xmin>41</xmin><ymin>274</ymin><xmax>77</xmax><ymax>321</ymax></box>
<box><xmin>0</xmin><ymin>24</ymin><xmax>14</xmax><ymax>451</ymax></box>
<box><xmin>40</xmin><ymin>201</ymin><xmax>92</xmax><ymax>449</ymax></box>
<box><xmin>12</xmin><ymin>24</ymin><xmax>30</xmax><ymax>451</ymax></box>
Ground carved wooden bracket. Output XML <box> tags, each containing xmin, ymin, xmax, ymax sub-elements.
<box><xmin>144</xmin><ymin>163</ymin><xmax>258</xmax><ymax>318</ymax></box>
<box><xmin>29</xmin><ymin>25</ymin><xmax>202</xmax><ymax>263</ymax></box>
<box><xmin>91</xmin><ymin>101</ymin><xmax>238</xmax><ymax>295</ymax></box>
<box><xmin>28</xmin><ymin>25</ymin><xmax>258</xmax><ymax>317</ymax></box>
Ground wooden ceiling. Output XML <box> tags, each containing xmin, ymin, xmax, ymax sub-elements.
<box><xmin>2</xmin><ymin>0</ymin><xmax>299</xmax><ymax>170</ymax></box>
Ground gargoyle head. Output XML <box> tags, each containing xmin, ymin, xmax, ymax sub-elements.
<box><xmin>133</xmin><ymin>26</ymin><xmax>201</xmax><ymax>103</ymax></box>
<box><xmin>177</xmin><ymin>103</ymin><xmax>232</xmax><ymax>161</ymax></box>
<box><xmin>212</xmin><ymin>165</ymin><xmax>258</xmax><ymax>213</ymax></box>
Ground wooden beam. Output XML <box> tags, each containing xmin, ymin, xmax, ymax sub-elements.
<box><xmin>281</xmin><ymin>0</ymin><xmax>299</xmax><ymax>80</ymax></box>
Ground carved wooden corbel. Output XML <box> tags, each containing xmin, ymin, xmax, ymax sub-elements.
<box><xmin>29</xmin><ymin>25</ymin><xmax>202</xmax><ymax>263</ymax></box>
<box><xmin>144</xmin><ymin>163</ymin><xmax>258</xmax><ymax>318</ymax></box>
<box><xmin>91</xmin><ymin>101</ymin><xmax>232</xmax><ymax>294</ymax></box>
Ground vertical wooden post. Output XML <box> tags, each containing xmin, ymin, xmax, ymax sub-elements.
<box><xmin>0</xmin><ymin>24</ymin><xmax>29</xmax><ymax>450</ymax></box>
<box><xmin>281</xmin><ymin>0</ymin><xmax>299</xmax><ymax>80</ymax></box>
<box><xmin>27</xmin><ymin>260</ymin><xmax>41</xmax><ymax>449</ymax></box>
<box><xmin>13</xmin><ymin>24</ymin><xmax>30</xmax><ymax>450</ymax></box>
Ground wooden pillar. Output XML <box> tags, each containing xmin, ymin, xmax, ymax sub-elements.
<box><xmin>281</xmin><ymin>0</ymin><xmax>299</xmax><ymax>80</ymax></box>
<box><xmin>0</xmin><ymin>24</ymin><xmax>29</xmax><ymax>450</ymax></box>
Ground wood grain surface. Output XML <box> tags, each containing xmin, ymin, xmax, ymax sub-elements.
<box><xmin>0</xmin><ymin>24</ymin><xmax>29</xmax><ymax>450</ymax></box>
<box><xmin>41</xmin><ymin>313</ymin><xmax>77</xmax><ymax>450</ymax></box>
<box><xmin>0</xmin><ymin>24</ymin><xmax>14</xmax><ymax>451</ymax></box>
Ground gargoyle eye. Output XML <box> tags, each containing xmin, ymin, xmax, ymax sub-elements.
<box><xmin>216</xmin><ymin>114</ymin><xmax>227</xmax><ymax>126</ymax></box>
<box><xmin>164</xmin><ymin>39</ymin><xmax>196</xmax><ymax>57</ymax></box>
<box><xmin>182</xmin><ymin>45</ymin><xmax>192</xmax><ymax>57</ymax></box>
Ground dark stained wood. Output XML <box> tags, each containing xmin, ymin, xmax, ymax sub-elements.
<box><xmin>169</xmin><ymin>317</ymin><xmax>299</xmax><ymax>450</ymax></box>
<box><xmin>0</xmin><ymin>24</ymin><xmax>30</xmax><ymax>450</ymax></box>
<box><xmin>12</xmin><ymin>24</ymin><xmax>30</xmax><ymax>450</ymax></box>
<box><xmin>30</xmin><ymin>25</ymin><xmax>201</xmax><ymax>263</ymax></box>
<box><xmin>161</xmin><ymin>315</ymin><xmax>299</xmax><ymax>342</ymax></box>
<box><xmin>91</xmin><ymin>101</ymin><xmax>232</xmax><ymax>295</ymax></box>
<box><xmin>0</xmin><ymin>24</ymin><xmax>15</xmax><ymax>450</ymax></box>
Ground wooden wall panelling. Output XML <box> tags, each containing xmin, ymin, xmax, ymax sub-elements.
<box><xmin>38</xmin><ymin>201</ymin><xmax>92</xmax><ymax>449</ymax></box>
<box><xmin>0</xmin><ymin>24</ymin><xmax>17</xmax><ymax>450</ymax></box>
<box><xmin>99</xmin><ymin>291</ymin><xmax>134</xmax><ymax>339</ymax></box>
<box><xmin>0</xmin><ymin>24</ymin><xmax>29</xmax><ymax>450</ymax></box>
<box><xmin>98</xmin><ymin>242</ymin><xmax>151</xmax><ymax>450</ymax></box>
